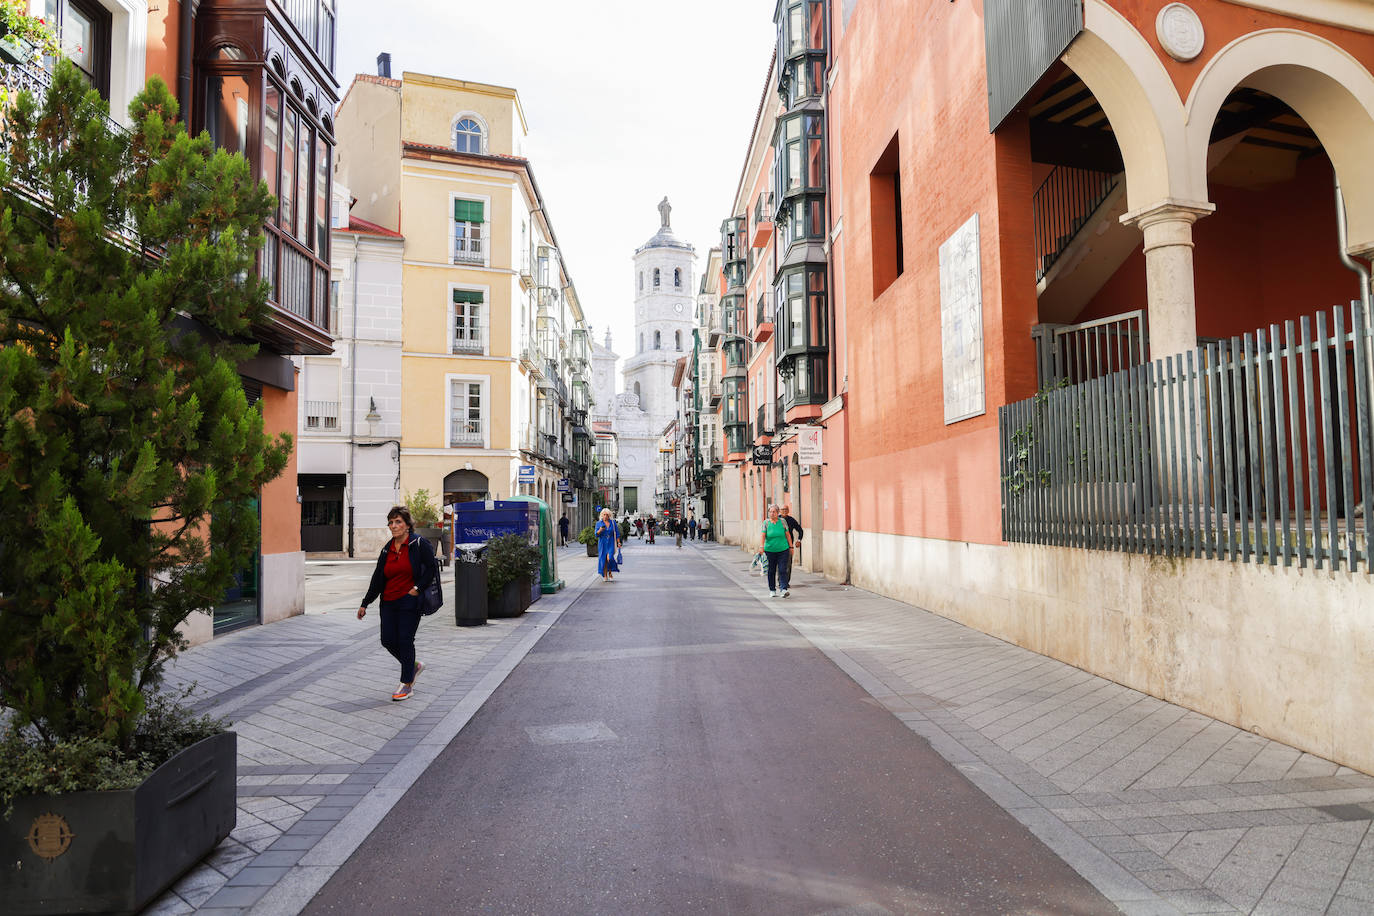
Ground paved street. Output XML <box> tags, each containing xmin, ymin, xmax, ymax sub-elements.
<box><xmin>147</xmin><ymin>540</ymin><xmax>1374</xmax><ymax>915</ymax></box>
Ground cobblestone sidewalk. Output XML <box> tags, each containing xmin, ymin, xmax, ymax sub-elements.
<box><xmin>696</xmin><ymin>541</ymin><xmax>1374</xmax><ymax>916</ymax></box>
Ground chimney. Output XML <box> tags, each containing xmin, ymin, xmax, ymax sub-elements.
<box><xmin>376</xmin><ymin>53</ymin><xmax>392</xmax><ymax>79</ymax></box>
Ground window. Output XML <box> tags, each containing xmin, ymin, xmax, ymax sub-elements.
<box><xmin>46</xmin><ymin>0</ymin><xmax>110</xmax><ymax>96</ymax></box>
<box><xmin>453</xmin><ymin>199</ymin><xmax>485</xmax><ymax>263</ymax></box>
<box><xmin>453</xmin><ymin>117</ymin><xmax>484</xmax><ymax>154</ymax></box>
<box><xmin>653</xmin><ymin>268</ymin><xmax>661</xmax><ymax>288</ymax></box>
<box><xmin>634</xmin><ymin>381</ymin><xmax>642</xmax><ymax>402</ymax></box>
<box><xmin>639</xmin><ymin>272</ymin><xmax>643</xmax><ymax>291</ymax></box>
<box><xmin>870</xmin><ymin>134</ymin><xmax>903</xmax><ymax>296</ymax></box>
<box><xmin>204</xmin><ymin>68</ymin><xmax>250</xmax><ymax>157</ymax></box>
<box><xmin>674</xmin><ymin>268</ymin><xmax>682</xmax><ymax>288</ymax></box>
<box><xmin>449</xmin><ymin>379</ymin><xmax>484</xmax><ymax>446</ymax></box>
<box><xmin>639</xmin><ymin>333</ymin><xmax>644</xmax><ymax>353</ymax></box>
<box><xmin>675</xmin><ymin>330</ymin><xmax>682</xmax><ymax>350</ymax></box>
<box><xmin>452</xmin><ymin>290</ymin><xmax>484</xmax><ymax>353</ymax></box>
<box><xmin>654</xmin><ymin>330</ymin><xmax>661</xmax><ymax>349</ymax></box>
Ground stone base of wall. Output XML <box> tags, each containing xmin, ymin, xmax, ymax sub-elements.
<box><xmin>848</xmin><ymin>530</ymin><xmax>1374</xmax><ymax>774</ymax></box>
<box><xmin>179</xmin><ymin>609</ymin><xmax>213</xmax><ymax>648</ymax></box>
<box><xmin>261</xmin><ymin>551</ymin><xmax>305</xmax><ymax>624</ymax></box>
<box><xmin>822</xmin><ymin>529</ymin><xmax>849</xmax><ymax>583</ymax></box>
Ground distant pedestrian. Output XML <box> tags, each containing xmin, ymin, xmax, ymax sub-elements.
<box><xmin>758</xmin><ymin>504</ymin><xmax>795</xmax><ymax>598</ymax></box>
<box><xmin>358</xmin><ymin>506</ymin><xmax>439</xmax><ymax>702</ymax></box>
<box><xmin>699</xmin><ymin>517</ymin><xmax>710</xmax><ymax>541</ymax></box>
<box><xmin>558</xmin><ymin>513</ymin><xmax>570</xmax><ymax>546</ymax></box>
<box><xmin>675</xmin><ymin>518</ymin><xmax>683</xmax><ymax>548</ymax></box>
<box><xmin>647</xmin><ymin>517</ymin><xmax>656</xmax><ymax>544</ymax></box>
<box><xmin>780</xmin><ymin>503</ymin><xmax>803</xmax><ymax>592</ymax></box>
<box><xmin>595</xmin><ymin>507</ymin><xmax>621</xmax><ymax>582</ymax></box>
<box><xmin>688</xmin><ymin>516</ymin><xmax>697</xmax><ymax>540</ymax></box>
<box><xmin>635</xmin><ymin>517</ymin><xmax>644</xmax><ymax>540</ymax></box>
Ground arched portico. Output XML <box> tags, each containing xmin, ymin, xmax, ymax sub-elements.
<box><xmin>1186</xmin><ymin>29</ymin><xmax>1374</xmax><ymax>257</ymax></box>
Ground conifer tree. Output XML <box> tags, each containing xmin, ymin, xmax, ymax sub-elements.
<box><xmin>0</xmin><ymin>61</ymin><xmax>289</xmax><ymax>750</ymax></box>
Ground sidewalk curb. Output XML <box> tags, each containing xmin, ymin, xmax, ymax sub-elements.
<box><xmin>694</xmin><ymin>542</ymin><xmax>1180</xmax><ymax>916</ymax></box>
<box><xmin>244</xmin><ymin>561</ymin><xmax>601</xmax><ymax>916</ymax></box>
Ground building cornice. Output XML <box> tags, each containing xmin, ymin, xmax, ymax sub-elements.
<box><xmin>1218</xmin><ymin>0</ymin><xmax>1374</xmax><ymax>32</ymax></box>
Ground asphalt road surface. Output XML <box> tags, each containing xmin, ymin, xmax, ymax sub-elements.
<box><xmin>305</xmin><ymin>544</ymin><xmax>1116</xmax><ymax>915</ymax></box>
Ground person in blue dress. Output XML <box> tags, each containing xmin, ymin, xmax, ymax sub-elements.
<box><xmin>595</xmin><ymin>507</ymin><xmax>621</xmax><ymax>582</ymax></box>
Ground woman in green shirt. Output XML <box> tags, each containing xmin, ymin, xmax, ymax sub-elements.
<box><xmin>758</xmin><ymin>504</ymin><xmax>796</xmax><ymax>598</ymax></box>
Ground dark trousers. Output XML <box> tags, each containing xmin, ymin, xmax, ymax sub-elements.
<box><xmin>780</xmin><ymin>548</ymin><xmax>794</xmax><ymax>588</ymax></box>
<box><xmin>379</xmin><ymin>596</ymin><xmax>422</xmax><ymax>683</ymax></box>
<box><xmin>766</xmin><ymin>550</ymin><xmax>789</xmax><ymax>591</ymax></box>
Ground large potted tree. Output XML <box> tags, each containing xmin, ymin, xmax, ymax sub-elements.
<box><xmin>577</xmin><ymin>525</ymin><xmax>597</xmax><ymax>557</ymax></box>
<box><xmin>485</xmin><ymin>534</ymin><xmax>541</xmax><ymax>618</ymax></box>
<box><xmin>0</xmin><ymin>62</ymin><xmax>286</xmax><ymax>914</ymax></box>
<box><xmin>406</xmin><ymin>488</ymin><xmax>443</xmax><ymax>560</ymax></box>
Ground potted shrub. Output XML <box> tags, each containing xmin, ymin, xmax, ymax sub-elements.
<box><xmin>405</xmin><ymin>488</ymin><xmax>443</xmax><ymax>553</ymax></box>
<box><xmin>485</xmin><ymin>534</ymin><xmax>541</xmax><ymax>618</ymax></box>
<box><xmin>577</xmin><ymin>525</ymin><xmax>597</xmax><ymax>557</ymax></box>
<box><xmin>0</xmin><ymin>64</ymin><xmax>285</xmax><ymax>914</ymax></box>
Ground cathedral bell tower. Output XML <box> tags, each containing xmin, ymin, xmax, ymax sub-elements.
<box><xmin>623</xmin><ymin>198</ymin><xmax>696</xmax><ymax>420</ymax></box>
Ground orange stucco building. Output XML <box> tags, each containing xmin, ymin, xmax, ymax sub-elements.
<box><xmin>704</xmin><ymin>0</ymin><xmax>1374</xmax><ymax>773</ymax></box>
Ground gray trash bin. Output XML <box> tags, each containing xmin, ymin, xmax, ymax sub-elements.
<box><xmin>453</xmin><ymin>542</ymin><xmax>488</xmax><ymax>627</ymax></box>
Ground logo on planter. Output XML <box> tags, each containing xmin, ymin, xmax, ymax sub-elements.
<box><xmin>26</xmin><ymin>813</ymin><xmax>74</xmax><ymax>862</ymax></box>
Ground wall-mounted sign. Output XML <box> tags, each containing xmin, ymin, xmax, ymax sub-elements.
<box><xmin>939</xmin><ymin>213</ymin><xmax>986</xmax><ymax>425</ymax></box>
<box><xmin>557</xmin><ymin>477</ymin><xmax>570</xmax><ymax>492</ymax></box>
<box><xmin>798</xmin><ymin>427</ymin><xmax>823</xmax><ymax>465</ymax></box>
<box><xmin>751</xmin><ymin>444</ymin><xmax>774</xmax><ymax>466</ymax></box>
<box><xmin>518</xmin><ymin>465</ymin><xmax>536</xmax><ymax>482</ymax></box>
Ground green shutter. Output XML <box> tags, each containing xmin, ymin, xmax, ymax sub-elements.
<box><xmin>453</xmin><ymin>199</ymin><xmax>484</xmax><ymax>223</ymax></box>
<box><xmin>452</xmin><ymin>290</ymin><xmax>484</xmax><ymax>304</ymax></box>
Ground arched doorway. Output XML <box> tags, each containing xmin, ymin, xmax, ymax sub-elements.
<box><xmin>444</xmin><ymin>469</ymin><xmax>489</xmax><ymax>506</ymax></box>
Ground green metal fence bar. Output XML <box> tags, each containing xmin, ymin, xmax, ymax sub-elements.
<box><xmin>1301</xmin><ymin>316</ymin><xmax>1323</xmax><ymax>569</ymax></box>
<box><xmin>1333</xmin><ymin>306</ymin><xmax>1357</xmax><ymax>570</ymax></box>
<box><xmin>1353</xmin><ymin>302</ymin><xmax>1373</xmax><ymax>571</ymax></box>
<box><xmin>1316</xmin><ymin>311</ymin><xmax>1340</xmax><ymax>571</ymax></box>
<box><xmin>1185</xmin><ymin>349</ymin><xmax>1202</xmax><ymax>558</ymax></box>
<box><xmin>1285</xmin><ymin>320</ymin><xmax>1306</xmax><ymax>569</ymax></box>
<box><xmin>1270</xmin><ymin>323</ymin><xmax>1293</xmax><ymax>568</ymax></box>
<box><xmin>1256</xmin><ymin>329</ymin><xmax>1277</xmax><ymax>564</ymax></box>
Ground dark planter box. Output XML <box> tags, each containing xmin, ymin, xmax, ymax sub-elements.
<box><xmin>453</xmin><ymin>558</ymin><xmax>487</xmax><ymax>627</ymax></box>
<box><xmin>585</xmin><ymin>541</ymin><xmax>597</xmax><ymax>557</ymax></box>
<box><xmin>0</xmin><ymin>731</ymin><xmax>237</xmax><ymax>915</ymax></box>
<box><xmin>519</xmin><ymin>574</ymin><xmax>533</xmax><ymax>611</ymax></box>
<box><xmin>487</xmin><ymin>578</ymin><xmax>523</xmax><ymax>618</ymax></box>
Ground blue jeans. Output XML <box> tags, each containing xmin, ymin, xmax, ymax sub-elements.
<box><xmin>379</xmin><ymin>595</ymin><xmax>421</xmax><ymax>683</ymax></box>
<box><xmin>766</xmin><ymin>550</ymin><xmax>789</xmax><ymax>591</ymax></box>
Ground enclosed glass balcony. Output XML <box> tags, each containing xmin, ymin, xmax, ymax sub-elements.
<box><xmin>774</xmin><ymin>111</ymin><xmax>826</xmax><ymax>204</ymax></box>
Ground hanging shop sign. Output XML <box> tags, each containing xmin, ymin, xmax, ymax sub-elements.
<box><xmin>798</xmin><ymin>427</ymin><xmax>823</xmax><ymax>465</ymax></box>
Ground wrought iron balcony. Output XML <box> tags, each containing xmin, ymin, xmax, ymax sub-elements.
<box><xmin>449</xmin><ymin>417</ymin><xmax>485</xmax><ymax>448</ymax></box>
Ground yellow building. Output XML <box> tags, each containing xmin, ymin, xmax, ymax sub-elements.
<box><xmin>334</xmin><ymin>71</ymin><xmax>595</xmax><ymax>528</ymax></box>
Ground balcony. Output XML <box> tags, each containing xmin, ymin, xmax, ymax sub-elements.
<box><xmin>755</xmin><ymin>405</ymin><xmax>773</xmax><ymax>445</ymax></box>
<box><xmin>569</xmin><ymin>327</ymin><xmax>590</xmax><ymax>366</ymax></box>
<box><xmin>304</xmin><ymin>400</ymin><xmax>339</xmax><ymax>431</ymax></box>
<box><xmin>754</xmin><ymin>299</ymin><xmax>774</xmax><ymax>343</ymax></box>
<box><xmin>449</xmin><ymin>417</ymin><xmax>485</xmax><ymax>448</ymax></box>
<box><xmin>752</xmin><ymin>193</ymin><xmax>775</xmax><ymax>247</ymax></box>
<box><xmin>453</xmin><ymin>237</ymin><xmax>485</xmax><ymax>264</ymax></box>
<box><xmin>452</xmin><ymin>333</ymin><xmax>484</xmax><ymax>354</ymax></box>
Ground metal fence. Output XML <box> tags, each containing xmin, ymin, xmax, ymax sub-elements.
<box><xmin>1033</xmin><ymin>166</ymin><xmax>1118</xmax><ymax>281</ymax></box>
<box><xmin>1033</xmin><ymin>310</ymin><xmax>1149</xmax><ymax>387</ymax></box>
<box><xmin>1001</xmin><ymin>303</ymin><xmax>1372</xmax><ymax>573</ymax></box>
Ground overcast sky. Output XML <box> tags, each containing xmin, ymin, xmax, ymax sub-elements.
<box><xmin>336</xmin><ymin>0</ymin><xmax>776</xmax><ymax>372</ymax></box>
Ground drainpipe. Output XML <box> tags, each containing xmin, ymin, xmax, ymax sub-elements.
<box><xmin>177</xmin><ymin>0</ymin><xmax>194</xmax><ymax>117</ymax></box>
<box><xmin>347</xmin><ymin>240</ymin><xmax>359</xmax><ymax>557</ymax></box>
<box><xmin>1335</xmin><ymin>174</ymin><xmax>1373</xmax><ymax>317</ymax></box>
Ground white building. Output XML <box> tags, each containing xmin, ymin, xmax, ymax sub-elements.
<box><xmin>295</xmin><ymin>183</ymin><xmax>405</xmax><ymax>557</ymax></box>
<box><xmin>590</xmin><ymin>199</ymin><xmax>696</xmax><ymax>516</ymax></box>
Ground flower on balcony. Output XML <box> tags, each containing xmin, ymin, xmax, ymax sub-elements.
<box><xmin>0</xmin><ymin>0</ymin><xmax>60</xmax><ymax>59</ymax></box>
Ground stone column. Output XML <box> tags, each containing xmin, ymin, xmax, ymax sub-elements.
<box><xmin>1121</xmin><ymin>200</ymin><xmax>1215</xmax><ymax>359</ymax></box>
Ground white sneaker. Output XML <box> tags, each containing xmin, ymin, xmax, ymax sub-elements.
<box><xmin>781</xmin><ymin>589</ymin><xmax>790</xmax><ymax>598</ymax></box>
<box><xmin>768</xmin><ymin>590</ymin><xmax>777</xmax><ymax>598</ymax></box>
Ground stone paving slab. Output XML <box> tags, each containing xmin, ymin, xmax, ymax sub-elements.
<box><xmin>144</xmin><ymin>548</ymin><xmax>598</xmax><ymax>916</ymax></box>
<box><xmin>696</xmin><ymin>541</ymin><xmax>1374</xmax><ymax>916</ymax></box>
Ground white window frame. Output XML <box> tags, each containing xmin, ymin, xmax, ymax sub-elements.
<box><xmin>449</xmin><ymin>191</ymin><xmax>492</xmax><ymax>267</ymax></box>
<box><xmin>448</xmin><ymin>282</ymin><xmax>490</xmax><ymax>355</ymax></box>
<box><xmin>450</xmin><ymin>111</ymin><xmax>489</xmax><ymax>155</ymax></box>
<box><xmin>445</xmin><ymin>373</ymin><xmax>490</xmax><ymax>449</ymax></box>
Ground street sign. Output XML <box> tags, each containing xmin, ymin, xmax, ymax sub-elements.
<box><xmin>561</xmin><ymin>492</ymin><xmax>574</xmax><ymax>503</ymax></box>
<box><xmin>518</xmin><ymin>465</ymin><xmax>536</xmax><ymax>482</ymax></box>
<box><xmin>798</xmin><ymin>427</ymin><xmax>823</xmax><ymax>465</ymax></box>
<box><xmin>751</xmin><ymin>444</ymin><xmax>773</xmax><ymax>466</ymax></box>
<box><xmin>557</xmin><ymin>477</ymin><xmax>570</xmax><ymax>492</ymax></box>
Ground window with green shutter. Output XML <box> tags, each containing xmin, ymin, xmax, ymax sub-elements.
<box><xmin>453</xmin><ymin>199</ymin><xmax>484</xmax><ymax>223</ymax></box>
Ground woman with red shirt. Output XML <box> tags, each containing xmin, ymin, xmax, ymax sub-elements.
<box><xmin>358</xmin><ymin>506</ymin><xmax>438</xmax><ymax>701</ymax></box>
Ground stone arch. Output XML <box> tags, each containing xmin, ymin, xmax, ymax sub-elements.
<box><xmin>1186</xmin><ymin>28</ymin><xmax>1374</xmax><ymax>255</ymax></box>
<box><xmin>1060</xmin><ymin>0</ymin><xmax>1197</xmax><ymax>211</ymax></box>
<box><xmin>443</xmin><ymin>468</ymin><xmax>488</xmax><ymax>505</ymax></box>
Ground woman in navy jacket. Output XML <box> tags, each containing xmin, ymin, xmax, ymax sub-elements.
<box><xmin>358</xmin><ymin>506</ymin><xmax>438</xmax><ymax>701</ymax></box>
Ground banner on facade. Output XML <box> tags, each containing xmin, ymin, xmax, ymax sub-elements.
<box><xmin>557</xmin><ymin>477</ymin><xmax>570</xmax><ymax>492</ymax></box>
<box><xmin>518</xmin><ymin>465</ymin><xmax>536</xmax><ymax>482</ymax></box>
<box><xmin>798</xmin><ymin>427</ymin><xmax>823</xmax><ymax>465</ymax></box>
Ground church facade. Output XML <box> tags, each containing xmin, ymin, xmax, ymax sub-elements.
<box><xmin>590</xmin><ymin>200</ymin><xmax>696</xmax><ymax>516</ymax></box>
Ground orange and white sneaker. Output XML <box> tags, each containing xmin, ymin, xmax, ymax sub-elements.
<box><xmin>412</xmin><ymin>661</ymin><xmax>424</xmax><ymax>682</ymax></box>
<box><xmin>391</xmin><ymin>684</ymin><xmax>412</xmax><ymax>702</ymax></box>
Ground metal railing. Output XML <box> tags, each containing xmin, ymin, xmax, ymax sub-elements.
<box><xmin>452</xmin><ymin>332</ymin><xmax>484</xmax><ymax>353</ymax></box>
<box><xmin>1033</xmin><ymin>310</ymin><xmax>1149</xmax><ymax>388</ymax></box>
<box><xmin>453</xmin><ymin>238</ymin><xmax>484</xmax><ymax>264</ymax></box>
<box><xmin>304</xmin><ymin>400</ymin><xmax>339</xmax><ymax>430</ymax></box>
<box><xmin>449</xmin><ymin>417</ymin><xmax>484</xmax><ymax>447</ymax></box>
<box><xmin>1001</xmin><ymin>303</ymin><xmax>1373</xmax><ymax>573</ymax></box>
<box><xmin>1033</xmin><ymin>166</ymin><xmax>1118</xmax><ymax>281</ymax></box>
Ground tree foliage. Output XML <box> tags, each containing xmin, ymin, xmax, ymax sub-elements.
<box><xmin>0</xmin><ymin>62</ymin><xmax>289</xmax><ymax>751</ymax></box>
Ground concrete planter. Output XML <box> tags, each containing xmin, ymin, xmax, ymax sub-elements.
<box><xmin>0</xmin><ymin>732</ymin><xmax>237</xmax><ymax>915</ymax></box>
